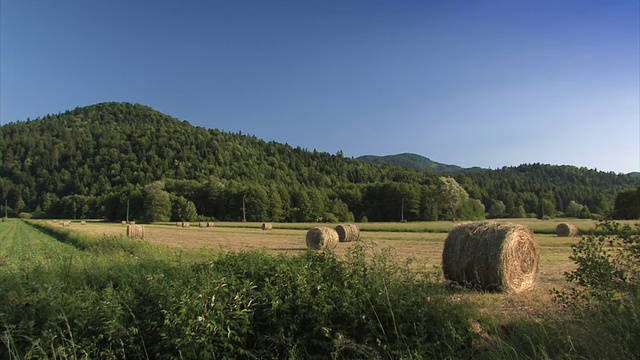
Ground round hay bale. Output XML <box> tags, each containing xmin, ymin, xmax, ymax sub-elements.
<box><xmin>442</xmin><ymin>221</ymin><xmax>539</xmax><ymax>293</ymax></box>
<box><xmin>207</xmin><ymin>222</ymin><xmax>215</xmax><ymax>227</ymax></box>
<box><xmin>335</xmin><ymin>224</ymin><xmax>360</xmax><ymax>242</ymax></box>
<box><xmin>62</xmin><ymin>221</ymin><xmax>71</xmax><ymax>227</ymax></box>
<box><xmin>305</xmin><ymin>227</ymin><xmax>339</xmax><ymax>250</ymax></box>
<box><xmin>199</xmin><ymin>222</ymin><xmax>206</xmax><ymax>228</ymax></box>
<box><xmin>262</xmin><ymin>223</ymin><xmax>273</xmax><ymax>230</ymax></box>
<box><xmin>126</xmin><ymin>224</ymin><xmax>145</xmax><ymax>239</ymax></box>
<box><xmin>129</xmin><ymin>221</ymin><xmax>135</xmax><ymax>225</ymax></box>
<box><xmin>556</xmin><ymin>223</ymin><xmax>579</xmax><ymax>237</ymax></box>
<box><xmin>121</xmin><ymin>221</ymin><xmax>127</xmax><ymax>225</ymax></box>
<box><xmin>80</xmin><ymin>221</ymin><xmax>86</xmax><ymax>225</ymax></box>
<box><xmin>182</xmin><ymin>222</ymin><xmax>190</xmax><ymax>228</ymax></box>
<box><xmin>176</xmin><ymin>222</ymin><xmax>182</xmax><ymax>227</ymax></box>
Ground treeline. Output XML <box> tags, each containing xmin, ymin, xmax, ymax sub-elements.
<box><xmin>1</xmin><ymin>102</ymin><xmax>638</xmax><ymax>222</ymax></box>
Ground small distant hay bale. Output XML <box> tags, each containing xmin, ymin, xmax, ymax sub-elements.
<box><xmin>176</xmin><ymin>222</ymin><xmax>182</xmax><ymax>227</ymax></box>
<box><xmin>442</xmin><ymin>221</ymin><xmax>539</xmax><ymax>294</ymax></box>
<box><xmin>53</xmin><ymin>220</ymin><xmax>59</xmax><ymax>223</ymax></box>
<box><xmin>80</xmin><ymin>221</ymin><xmax>86</xmax><ymax>225</ymax></box>
<box><xmin>556</xmin><ymin>223</ymin><xmax>579</xmax><ymax>237</ymax></box>
<box><xmin>126</xmin><ymin>224</ymin><xmax>145</xmax><ymax>239</ymax></box>
<box><xmin>262</xmin><ymin>223</ymin><xmax>273</xmax><ymax>230</ymax></box>
<box><xmin>335</xmin><ymin>224</ymin><xmax>360</xmax><ymax>242</ymax></box>
<box><xmin>129</xmin><ymin>221</ymin><xmax>135</xmax><ymax>225</ymax></box>
<box><xmin>62</xmin><ymin>221</ymin><xmax>71</xmax><ymax>227</ymax></box>
<box><xmin>182</xmin><ymin>222</ymin><xmax>190</xmax><ymax>228</ymax></box>
<box><xmin>199</xmin><ymin>222</ymin><xmax>206</xmax><ymax>228</ymax></box>
<box><xmin>207</xmin><ymin>222</ymin><xmax>215</xmax><ymax>227</ymax></box>
<box><xmin>306</xmin><ymin>227</ymin><xmax>339</xmax><ymax>250</ymax></box>
<box><xmin>121</xmin><ymin>221</ymin><xmax>127</xmax><ymax>225</ymax></box>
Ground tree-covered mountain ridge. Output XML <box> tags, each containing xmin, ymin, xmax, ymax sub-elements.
<box><xmin>357</xmin><ymin>153</ymin><xmax>484</xmax><ymax>173</ymax></box>
<box><xmin>1</xmin><ymin>102</ymin><xmax>638</xmax><ymax>222</ymax></box>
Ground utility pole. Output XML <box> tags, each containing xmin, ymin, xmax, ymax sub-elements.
<box><xmin>126</xmin><ymin>199</ymin><xmax>130</xmax><ymax>223</ymax></box>
<box><xmin>242</xmin><ymin>195</ymin><xmax>247</xmax><ymax>223</ymax></box>
<box><xmin>4</xmin><ymin>199</ymin><xmax>7</xmax><ymax>221</ymax></box>
<box><xmin>401</xmin><ymin>198</ymin><xmax>404</xmax><ymax>222</ymax></box>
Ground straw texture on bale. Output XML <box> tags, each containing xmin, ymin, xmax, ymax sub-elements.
<box><xmin>556</xmin><ymin>223</ymin><xmax>579</xmax><ymax>237</ymax></box>
<box><xmin>182</xmin><ymin>222</ymin><xmax>190</xmax><ymax>228</ymax></box>
<box><xmin>262</xmin><ymin>223</ymin><xmax>273</xmax><ymax>230</ymax></box>
<box><xmin>126</xmin><ymin>225</ymin><xmax>145</xmax><ymax>239</ymax></box>
<box><xmin>442</xmin><ymin>221</ymin><xmax>539</xmax><ymax>293</ymax></box>
<box><xmin>335</xmin><ymin>224</ymin><xmax>360</xmax><ymax>242</ymax></box>
<box><xmin>199</xmin><ymin>222</ymin><xmax>206</xmax><ymax>228</ymax></box>
<box><xmin>207</xmin><ymin>222</ymin><xmax>215</xmax><ymax>227</ymax></box>
<box><xmin>176</xmin><ymin>222</ymin><xmax>182</xmax><ymax>227</ymax></box>
<box><xmin>305</xmin><ymin>227</ymin><xmax>339</xmax><ymax>250</ymax></box>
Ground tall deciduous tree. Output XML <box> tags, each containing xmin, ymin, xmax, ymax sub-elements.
<box><xmin>436</xmin><ymin>177</ymin><xmax>469</xmax><ymax>220</ymax></box>
<box><xmin>143</xmin><ymin>181</ymin><xmax>171</xmax><ymax>223</ymax></box>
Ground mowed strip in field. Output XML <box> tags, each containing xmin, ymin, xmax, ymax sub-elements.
<box><xmin>68</xmin><ymin>220</ymin><xmax>582</xmax><ymax>290</ymax></box>
<box><xmin>0</xmin><ymin>219</ymin><xmax>84</xmax><ymax>272</ymax></box>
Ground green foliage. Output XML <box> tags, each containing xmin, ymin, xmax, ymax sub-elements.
<box><xmin>555</xmin><ymin>220</ymin><xmax>640</xmax><ymax>308</ymax></box>
<box><xmin>0</xmin><ymin>224</ymin><xmax>479</xmax><ymax>359</ymax></box>
<box><xmin>17</xmin><ymin>212</ymin><xmax>32</xmax><ymax>219</ymax></box>
<box><xmin>143</xmin><ymin>181</ymin><xmax>171</xmax><ymax>222</ymax></box>
<box><xmin>170</xmin><ymin>194</ymin><xmax>198</xmax><ymax>222</ymax></box>
<box><xmin>487</xmin><ymin>200</ymin><xmax>506</xmax><ymax>218</ymax></box>
<box><xmin>564</xmin><ymin>200</ymin><xmax>584</xmax><ymax>218</ymax></box>
<box><xmin>613</xmin><ymin>187</ymin><xmax>640</xmax><ymax>219</ymax></box>
<box><xmin>436</xmin><ymin>177</ymin><xmax>469</xmax><ymax>220</ymax></box>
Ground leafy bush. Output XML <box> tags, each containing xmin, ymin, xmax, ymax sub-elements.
<box><xmin>555</xmin><ymin>220</ymin><xmax>639</xmax><ymax>308</ymax></box>
<box><xmin>550</xmin><ymin>220</ymin><xmax>640</xmax><ymax>359</ymax></box>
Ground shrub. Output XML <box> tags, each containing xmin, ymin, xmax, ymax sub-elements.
<box><xmin>17</xmin><ymin>212</ymin><xmax>32</xmax><ymax>219</ymax></box>
<box><xmin>555</xmin><ymin>220</ymin><xmax>639</xmax><ymax>308</ymax></box>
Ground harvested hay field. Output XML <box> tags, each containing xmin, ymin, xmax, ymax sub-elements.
<box><xmin>68</xmin><ymin>221</ymin><xmax>578</xmax><ymax>292</ymax></box>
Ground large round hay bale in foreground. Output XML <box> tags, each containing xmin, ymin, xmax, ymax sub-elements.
<box><xmin>176</xmin><ymin>222</ymin><xmax>182</xmax><ymax>227</ymax></box>
<box><xmin>306</xmin><ymin>227</ymin><xmax>339</xmax><ymax>250</ymax></box>
<box><xmin>126</xmin><ymin>225</ymin><xmax>145</xmax><ymax>239</ymax></box>
<box><xmin>556</xmin><ymin>223</ymin><xmax>579</xmax><ymax>237</ymax></box>
<box><xmin>335</xmin><ymin>224</ymin><xmax>360</xmax><ymax>242</ymax></box>
<box><xmin>442</xmin><ymin>221</ymin><xmax>539</xmax><ymax>293</ymax></box>
<box><xmin>262</xmin><ymin>223</ymin><xmax>273</xmax><ymax>230</ymax></box>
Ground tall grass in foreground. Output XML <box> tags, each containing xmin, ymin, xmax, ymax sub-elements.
<box><xmin>1</xmin><ymin>221</ymin><xmax>478</xmax><ymax>359</ymax></box>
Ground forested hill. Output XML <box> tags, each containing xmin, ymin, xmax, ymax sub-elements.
<box><xmin>357</xmin><ymin>153</ymin><xmax>469</xmax><ymax>173</ymax></box>
<box><xmin>1</xmin><ymin>102</ymin><xmax>638</xmax><ymax>222</ymax></box>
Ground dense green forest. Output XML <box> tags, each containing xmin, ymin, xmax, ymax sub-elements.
<box><xmin>1</xmin><ymin>102</ymin><xmax>638</xmax><ymax>222</ymax></box>
<box><xmin>357</xmin><ymin>153</ymin><xmax>468</xmax><ymax>173</ymax></box>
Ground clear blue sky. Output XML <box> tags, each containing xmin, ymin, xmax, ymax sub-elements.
<box><xmin>2</xmin><ymin>0</ymin><xmax>639</xmax><ymax>173</ymax></box>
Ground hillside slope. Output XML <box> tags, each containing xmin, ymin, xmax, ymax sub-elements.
<box><xmin>1</xmin><ymin>102</ymin><xmax>638</xmax><ymax>222</ymax></box>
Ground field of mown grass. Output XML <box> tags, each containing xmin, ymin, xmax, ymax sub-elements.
<box><xmin>1</xmin><ymin>218</ymin><xmax>638</xmax><ymax>359</ymax></box>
